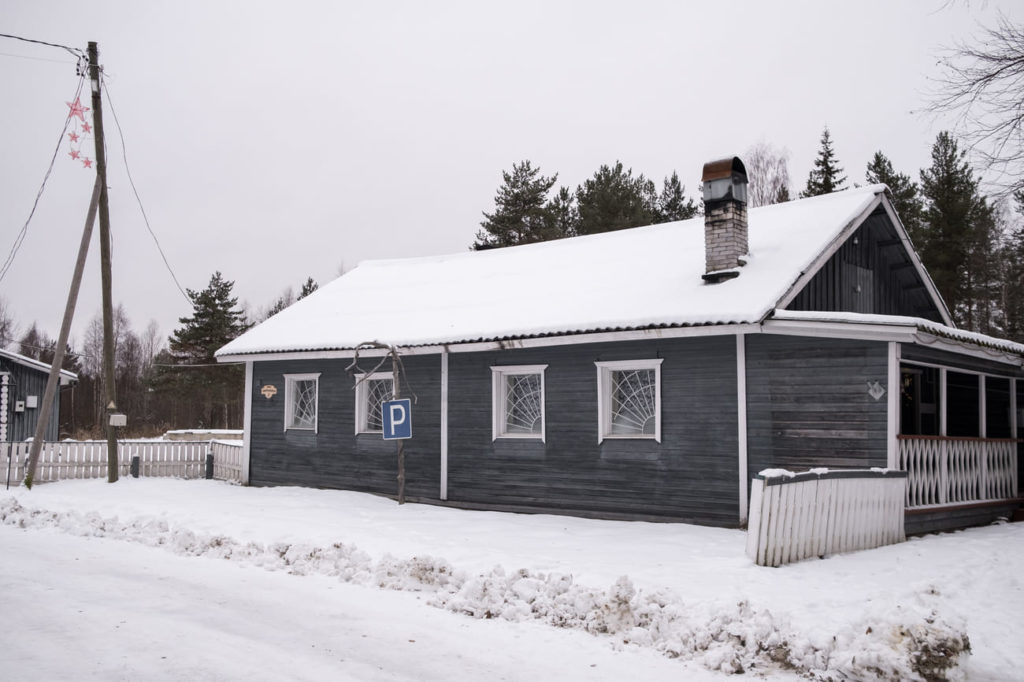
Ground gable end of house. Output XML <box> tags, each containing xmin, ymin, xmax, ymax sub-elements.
<box><xmin>780</xmin><ymin>200</ymin><xmax>949</xmax><ymax>324</ymax></box>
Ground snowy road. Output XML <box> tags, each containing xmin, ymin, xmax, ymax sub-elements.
<box><xmin>2</xmin><ymin>479</ymin><xmax>1022</xmax><ymax>680</ymax></box>
<box><xmin>1</xmin><ymin>525</ymin><xmax>728</xmax><ymax>681</ymax></box>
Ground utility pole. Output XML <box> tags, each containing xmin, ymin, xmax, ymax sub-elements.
<box><xmin>88</xmin><ymin>41</ymin><xmax>119</xmax><ymax>483</ymax></box>
<box><xmin>22</xmin><ymin>179</ymin><xmax>102</xmax><ymax>488</ymax></box>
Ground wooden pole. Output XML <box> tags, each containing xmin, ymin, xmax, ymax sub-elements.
<box><xmin>23</xmin><ymin>178</ymin><xmax>102</xmax><ymax>488</ymax></box>
<box><xmin>88</xmin><ymin>41</ymin><xmax>119</xmax><ymax>483</ymax></box>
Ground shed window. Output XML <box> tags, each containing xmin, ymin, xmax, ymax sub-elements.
<box><xmin>595</xmin><ymin>359</ymin><xmax>662</xmax><ymax>443</ymax></box>
<box><xmin>355</xmin><ymin>372</ymin><xmax>393</xmax><ymax>434</ymax></box>
<box><xmin>284</xmin><ymin>373</ymin><xmax>320</xmax><ymax>432</ymax></box>
<box><xmin>491</xmin><ymin>365</ymin><xmax>546</xmax><ymax>441</ymax></box>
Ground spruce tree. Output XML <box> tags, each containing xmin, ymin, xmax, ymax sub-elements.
<box><xmin>158</xmin><ymin>272</ymin><xmax>248</xmax><ymax>428</ymax></box>
<box><xmin>574</xmin><ymin>161</ymin><xmax>658</xmax><ymax>235</ymax></box>
<box><xmin>654</xmin><ymin>172</ymin><xmax>699</xmax><ymax>222</ymax></box>
<box><xmin>801</xmin><ymin>127</ymin><xmax>848</xmax><ymax>197</ymax></box>
<box><xmin>866</xmin><ymin>151</ymin><xmax>925</xmax><ymax>243</ymax></box>
<box><xmin>472</xmin><ymin>161</ymin><xmax>561</xmax><ymax>249</ymax></box>
<box><xmin>919</xmin><ymin>132</ymin><xmax>989</xmax><ymax>327</ymax></box>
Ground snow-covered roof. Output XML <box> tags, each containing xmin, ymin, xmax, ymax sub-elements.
<box><xmin>0</xmin><ymin>348</ymin><xmax>78</xmax><ymax>382</ymax></box>
<box><xmin>772</xmin><ymin>310</ymin><xmax>1024</xmax><ymax>358</ymax></box>
<box><xmin>219</xmin><ymin>185</ymin><xmax>907</xmax><ymax>357</ymax></box>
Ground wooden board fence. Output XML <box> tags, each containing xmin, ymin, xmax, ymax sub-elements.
<box><xmin>746</xmin><ymin>469</ymin><xmax>907</xmax><ymax>567</ymax></box>
<box><xmin>2</xmin><ymin>440</ymin><xmax>243</xmax><ymax>486</ymax></box>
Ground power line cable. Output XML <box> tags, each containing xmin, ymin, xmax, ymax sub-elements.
<box><xmin>0</xmin><ymin>75</ymin><xmax>87</xmax><ymax>284</ymax></box>
<box><xmin>0</xmin><ymin>32</ymin><xmax>84</xmax><ymax>58</ymax></box>
<box><xmin>101</xmin><ymin>78</ymin><xmax>191</xmax><ymax>303</ymax></box>
<box><xmin>0</xmin><ymin>50</ymin><xmax>75</xmax><ymax>65</ymax></box>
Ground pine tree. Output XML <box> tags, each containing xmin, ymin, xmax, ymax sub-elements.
<box><xmin>546</xmin><ymin>186</ymin><xmax>577</xmax><ymax>239</ymax></box>
<box><xmin>472</xmin><ymin>161</ymin><xmax>561</xmax><ymax>249</ymax></box>
<box><xmin>575</xmin><ymin>161</ymin><xmax>658</xmax><ymax>235</ymax></box>
<box><xmin>801</xmin><ymin>127</ymin><xmax>848</xmax><ymax>197</ymax></box>
<box><xmin>919</xmin><ymin>132</ymin><xmax>990</xmax><ymax>327</ymax></box>
<box><xmin>866</xmin><ymin>151</ymin><xmax>925</xmax><ymax>243</ymax></box>
<box><xmin>654</xmin><ymin>172</ymin><xmax>699</xmax><ymax>222</ymax></box>
<box><xmin>157</xmin><ymin>272</ymin><xmax>248</xmax><ymax>428</ymax></box>
<box><xmin>298</xmin><ymin>277</ymin><xmax>319</xmax><ymax>299</ymax></box>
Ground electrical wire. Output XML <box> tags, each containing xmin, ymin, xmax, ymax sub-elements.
<box><xmin>101</xmin><ymin>78</ymin><xmax>192</xmax><ymax>303</ymax></box>
<box><xmin>0</xmin><ymin>50</ymin><xmax>75</xmax><ymax>65</ymax></box>
<box><xmin>0</xmin><ymin>76</ymin><xmax>87</xmax><ymax>285</ymax></box>
<box><xmin>0</xmin><ymin>33</ymin><xmax>84</xmax><ymax>59</ymax></box>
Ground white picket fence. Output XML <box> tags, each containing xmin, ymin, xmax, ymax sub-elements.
<box><xmin>899</xmin><ymin>436</ymin><xmax>1018</xmax><ymax>508</ymax></box>
<box><xmin>746</xmin><ymin>470</ymin><xmax>907</xmax><ymax>567</ymax></box>
<box><xmin>2</xmin><ymin>440</ymin><xmax>244</xmax><ymax>486</ymax></box>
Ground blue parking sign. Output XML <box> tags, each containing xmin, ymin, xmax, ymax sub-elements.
<box><xmin>381</xmin><ymin>399</ymin><xmax>412</xmax><ymax>440</ymax></box>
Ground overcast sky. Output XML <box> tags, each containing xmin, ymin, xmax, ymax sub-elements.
<box><xmin>2</xmin><ymin>0</ymin><xmax>1023</xmax><ymax>351</ymax></box>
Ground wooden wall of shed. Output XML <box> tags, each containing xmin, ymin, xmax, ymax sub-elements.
<box><xmin>745</xmin><ymin>335</ymin><xmax>889</xmax><ymax>475</ymax></box>
<box><xmin>247</xmin><ymin>356</ymin><xmax>442</xmax><ymax>499</ymax></box>
<box><xmin>786</xmin><ymin>209</ymin><xmax>945</xmax><ymax>322</ymax></box>
<box><xmin>0</xmin><ymin>359</ymin><xmax>61</xmax><ymax>441</ymax></box>
<box><xmin>446</xmin><ymin>337</ymin><xmax>740</xmax><ymax>526</ymax></box>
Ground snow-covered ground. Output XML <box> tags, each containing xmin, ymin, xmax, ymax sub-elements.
<box><xmin>2</xmin><ymin>479</ymin><xmax>1020</xmax><ymax>681</ymax></box>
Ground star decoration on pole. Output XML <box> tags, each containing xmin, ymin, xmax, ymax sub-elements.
<box><xmin>65</xmin><ymin>88</ymin><xmax>95</xmax><ymax>171</ymax></box>
<box><xmin>66</xmin><ymin>97</ymin><xmax>89</xmax><ymax>122</ymax></box>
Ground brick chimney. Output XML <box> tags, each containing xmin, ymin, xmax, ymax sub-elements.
<box><xmin>701</xmin><ymin>157</ymin><xmax>748</xmax><ymax>283</ymax></box>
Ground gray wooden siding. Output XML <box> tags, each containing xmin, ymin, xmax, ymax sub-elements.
<box><xmin>786</xmin><ymin>208</ymin><xmax>945</xmax><ymax>322</ymax></box>
<box><xmin>248</xmin><ymin>336</ymin><xmax>741</xmax><ymax>526</ymax></box>
<box><xmin>745</xmin><ymin>335</ymin><xmax>889</xmax><ymax>475</ymax></box>
<box><xmin>446</xmin><ymin>337</ymin><xmax>739</xmax><ymax>525</ymax></box>
<box><xmin>248</xmin><ymin>356</ymin><xmax>441</xmax><ymax>498</ymax></box>
<box><xmin>0</xmin><ymin>359</ymin><xmax>62</xmax><ymax>441</ymax></box>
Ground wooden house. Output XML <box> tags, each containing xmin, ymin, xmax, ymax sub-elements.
<box><xmin>216</xmin><ymin>158</ymin><xmax>1023</xmax><ymax>533</ymax></box>
<box><xmin>0</xmin><ymin>348</ymin><xmax>78</xmax><ymax>443</ymax></box>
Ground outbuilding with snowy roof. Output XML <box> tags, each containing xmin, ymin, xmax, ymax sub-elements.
<box><xmin>217</xmin><ymin>157</ymin><xmax>1023</xmax><ymax>533</ymax></box>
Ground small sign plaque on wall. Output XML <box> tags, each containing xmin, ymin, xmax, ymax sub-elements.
<box><xmin>261</xmin><ymin>385</ymin><xmax>278</xmax><ymax>399</ymax></box>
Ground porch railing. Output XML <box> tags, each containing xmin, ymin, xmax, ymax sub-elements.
<box><xmin>898</xmin><ymin>436</ymin><xmax>1019</xmax><ymax>508</ymax></box>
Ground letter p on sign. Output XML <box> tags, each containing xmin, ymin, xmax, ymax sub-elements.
<box><xmin>381</xmin><ymin>398</ymin><xmax>412</xmax><ymax>440</ymax></box>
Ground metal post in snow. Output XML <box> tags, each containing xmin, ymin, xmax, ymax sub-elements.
<box><xmin>392</xmin><ymin>348</ymin><xmax>405</xmax><ymax>504</ymax></box>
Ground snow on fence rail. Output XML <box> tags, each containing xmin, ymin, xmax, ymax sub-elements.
<box><xmin>2</xmin><ymin>440</ymin><xmax>243</xmax><ymax>486</ymax></box>
<box><xmin>746</xmin><ymin>469</ymin><xmax>907</xmax><ymax>567</ymax></box>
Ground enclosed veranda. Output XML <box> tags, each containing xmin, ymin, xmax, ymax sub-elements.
<box><xmin>899</xmin><ymin>359</ymin><xmax>1022</xmax><ymax>533</ymax></box>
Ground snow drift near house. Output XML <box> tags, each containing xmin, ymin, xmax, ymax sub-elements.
<box><xmin>3</xmin><ymin>480</ymin><xmax>1018</xmax><ymax>680</ymax></box>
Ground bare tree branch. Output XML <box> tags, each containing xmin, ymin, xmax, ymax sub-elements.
<box><xmin>927</xmin><ymin>12</ymin><xmax>1024</xmax><ymax>197</ymax></box>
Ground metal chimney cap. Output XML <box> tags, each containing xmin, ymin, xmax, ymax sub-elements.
<box><xmin>701</xmin><ymin>156</ymin><xmax>747</xmax><ymax>183</ymax></box>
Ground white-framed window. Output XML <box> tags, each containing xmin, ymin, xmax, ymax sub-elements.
<box><xmin>355</xmin><ymin>371</ymin><xmax>394</xmax><ymax>434</ymax></box>
<box><xmin>284</xmin><ymin>373</ymin><xmax>320</xmax><ymax>432</ymax></box>
<box><xmin>491</xmin><ymin>365</ymin><xmax>547</xmax><ymax>441</ymax></box>
<box><xmin>595</xmin><ymin>359</ymin><xmax>662</xmax><ymax>443</ymax></box>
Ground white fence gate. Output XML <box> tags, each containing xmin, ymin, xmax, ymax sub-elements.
<box><xmin>2</xmin><ymin>440</ymin><xmax>244</xmax><ymax>486</ymax></box>
<box><xmin>746</xmin><ymin>469</ymin><xmax>907</xmax><ymax>567</ymax></box>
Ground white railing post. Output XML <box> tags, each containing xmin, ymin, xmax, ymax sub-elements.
<box><xmin>939</xmin><ymin>439</ymin><xmax>949</xmax><ymax>505</ymax></box>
